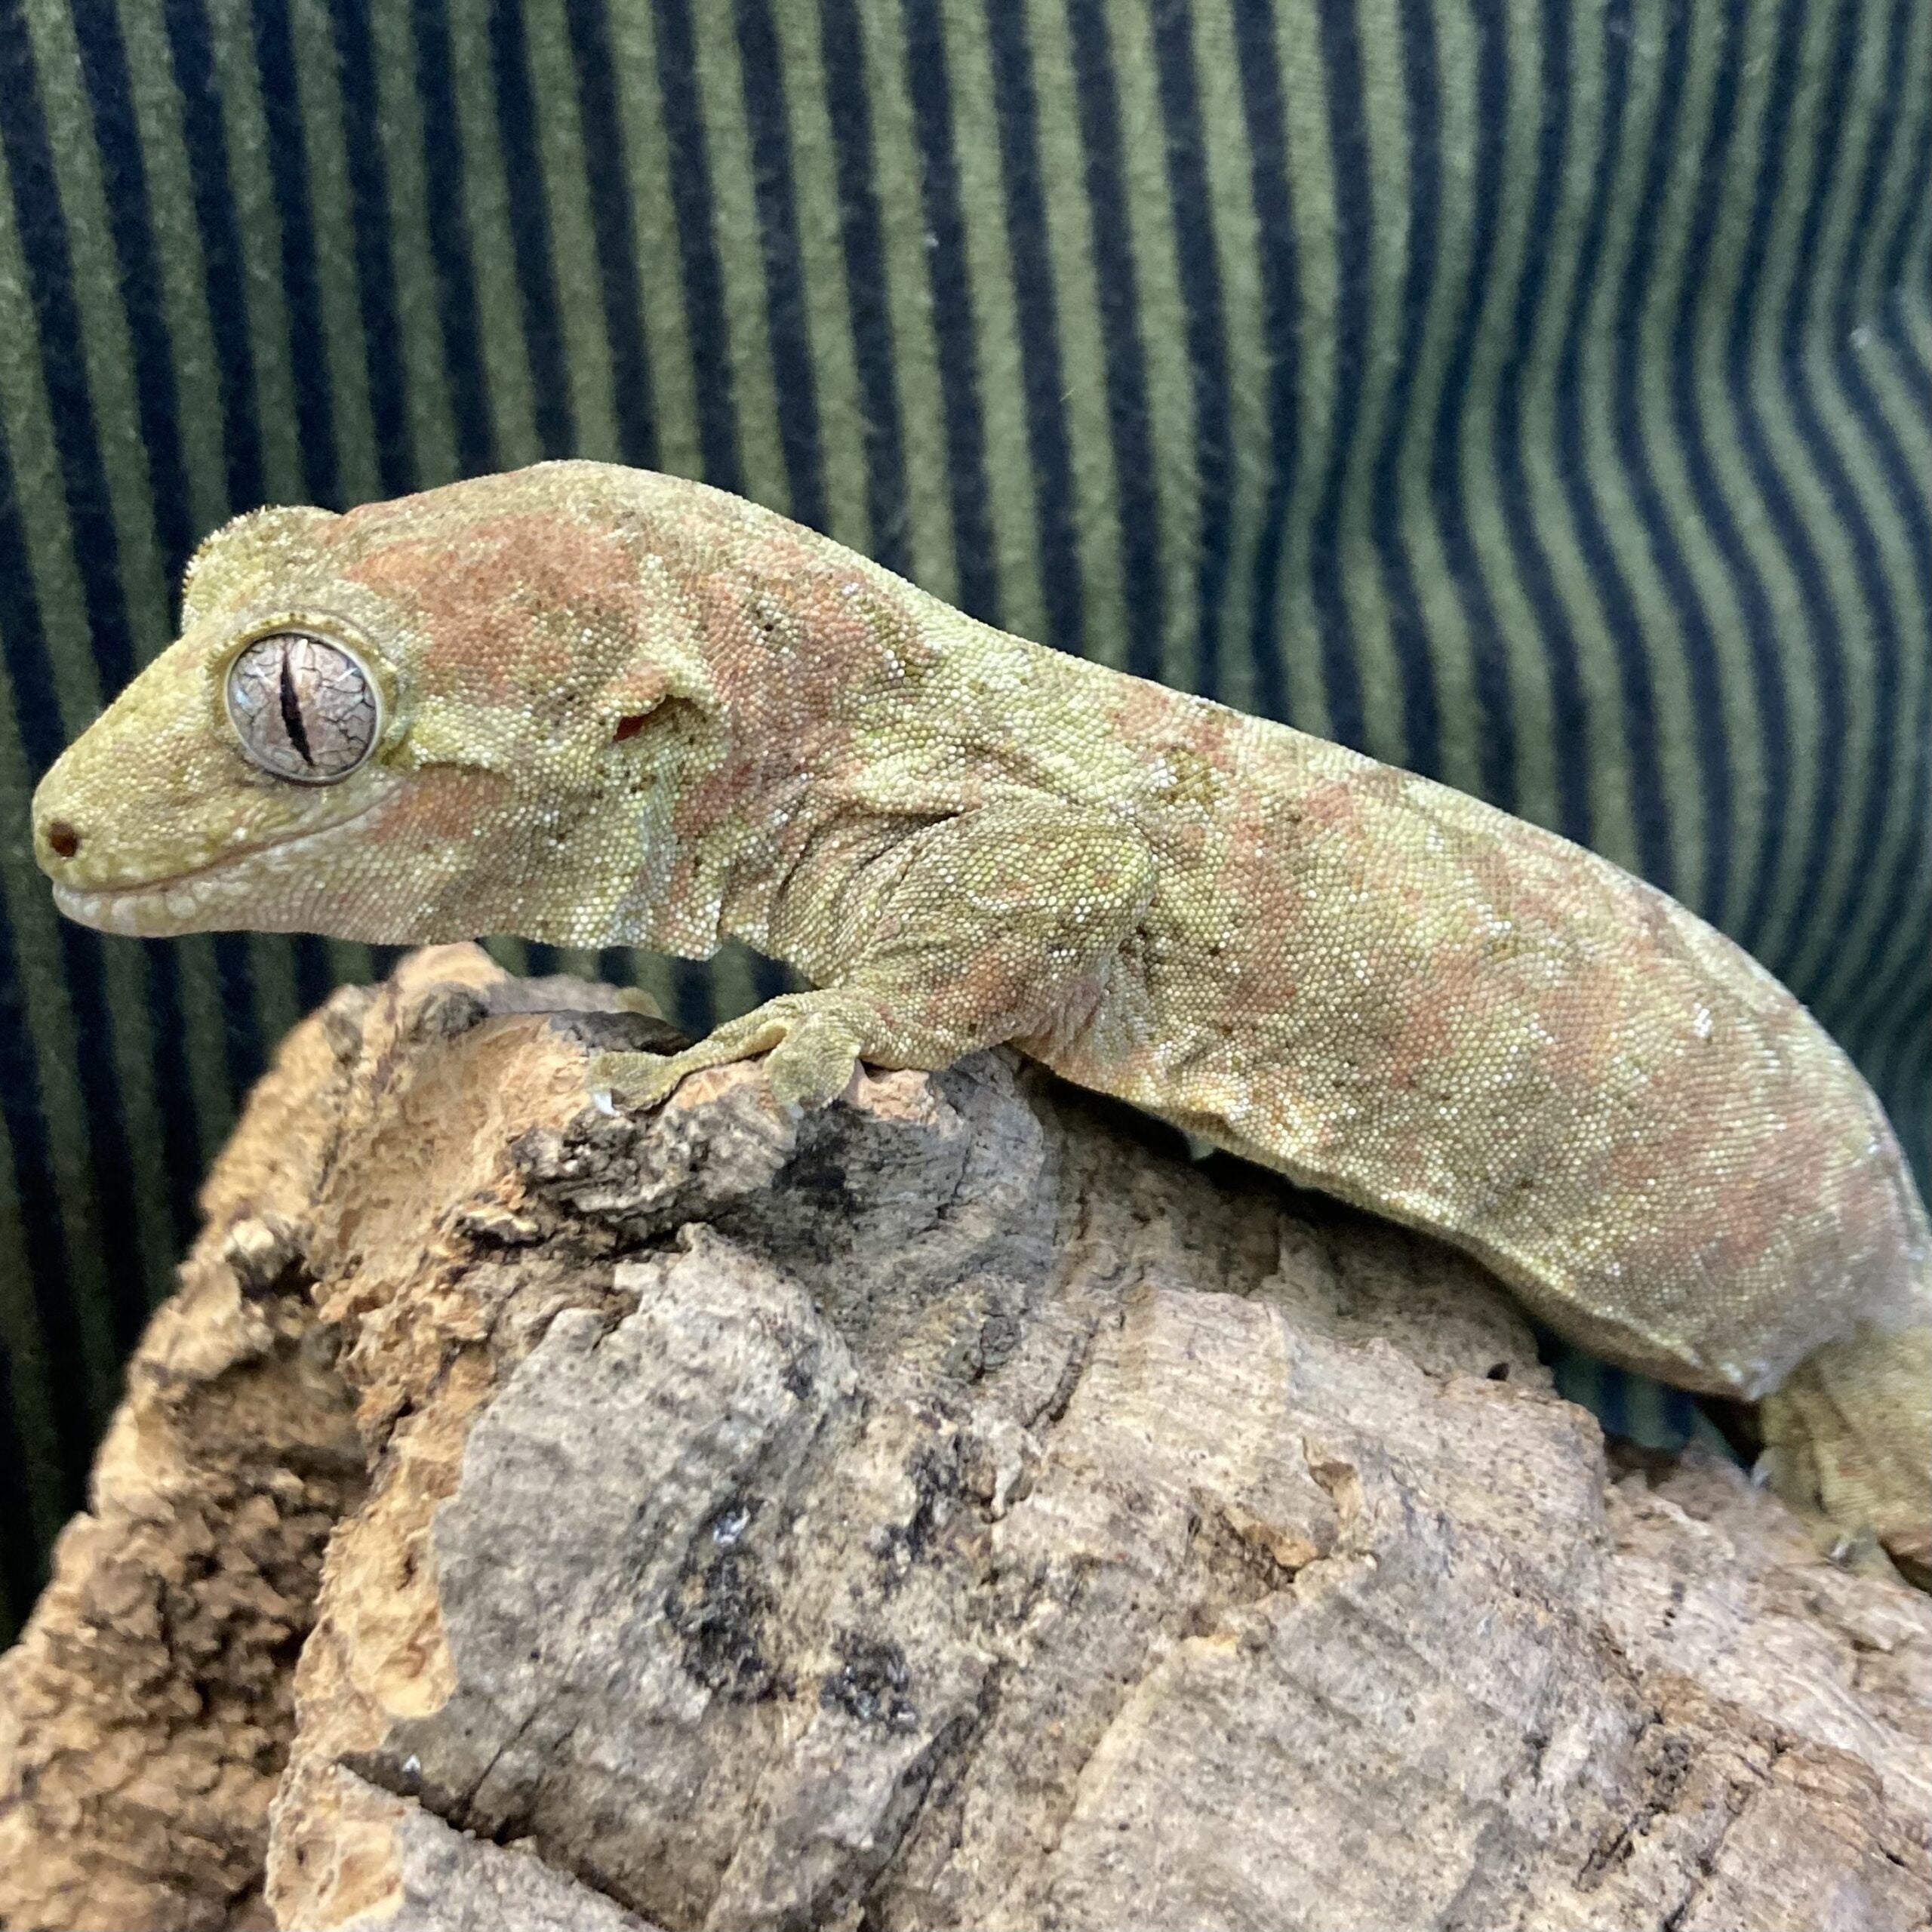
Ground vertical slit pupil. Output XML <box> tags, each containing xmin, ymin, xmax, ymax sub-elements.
<box><xmin>278</xmin><ymin>648</ymin><xmax>315</xmax><ymax>764</ymax></box>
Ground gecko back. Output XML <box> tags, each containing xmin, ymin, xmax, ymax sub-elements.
<box><xmin>1020</xmin><ymin>683</ymin><xmax>1927</xmax><ymax>1405</ymax></box>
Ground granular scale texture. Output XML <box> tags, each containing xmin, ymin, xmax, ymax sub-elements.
<box><xmin>29</xmin><ymin>462</ymin><xmax>1930</xmax><ymax>1570</ymax></box>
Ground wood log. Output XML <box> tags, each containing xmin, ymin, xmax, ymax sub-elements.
<box><xmin>2</xmin><ymin>944</ymin><xmax>1925</xmax><ymax>1931</ymax></box>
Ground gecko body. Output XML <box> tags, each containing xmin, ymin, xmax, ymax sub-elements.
<box><xmin>31</xmin><ymin>463</ymin><xmax>1930</xmax><ymax>1574</ymax></box>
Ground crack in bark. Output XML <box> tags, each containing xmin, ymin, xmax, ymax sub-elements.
<box><xmin>846</xmin><ymin>1661</ymin><xmax>1011</xmax><ymax>1928</ymax></box>
<box><xmin>1024</xmin><ymin>1316</ymin><xmax>1100</xmax><ymax>1433</ymax></box>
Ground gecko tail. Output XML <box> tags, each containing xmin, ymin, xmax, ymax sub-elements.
<box><xmin>1758</xmin><ymin>1317</ymin><xmax>1932</xmax><ymax>1588</ymax></box>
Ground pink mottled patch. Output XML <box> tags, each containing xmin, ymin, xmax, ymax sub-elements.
<box><xmin>343</xmin><ymin>512</ymin><xmax>644</xmax><ymax>701</ymax></box>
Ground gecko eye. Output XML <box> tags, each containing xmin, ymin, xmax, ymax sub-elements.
<box><xmin>225</xmin><ymin>630</ymin><xmax>379</xmax><ymax>783</ymax></box>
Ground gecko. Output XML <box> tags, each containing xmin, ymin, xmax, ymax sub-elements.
<box><xmin>28</xmin><ymin>461</ymin><xmax>1930</xmax><ymax>1579</ymax></box>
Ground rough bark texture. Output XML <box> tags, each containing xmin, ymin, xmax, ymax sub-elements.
<box><xmin>2</xmin><ymin>944</ymin><xmax>1927</xmax><ymax>1932</ymax></box>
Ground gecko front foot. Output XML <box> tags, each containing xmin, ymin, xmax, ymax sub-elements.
<box><xmin>587</xmin><ymin>992</ymin><xmax>870</xmax><ymax>1112</ymax></box>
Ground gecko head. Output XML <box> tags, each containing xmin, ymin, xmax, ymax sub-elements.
<box><xmin>31</xmin><ymin>466</ymin><xmax>730</xmax><ymax>946</ymax></box>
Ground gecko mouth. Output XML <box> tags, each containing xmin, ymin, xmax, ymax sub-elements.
<box><xmin>51</xmin><ymin>796</ymin><xmax>388</xmax><ymax>937</ymax></box>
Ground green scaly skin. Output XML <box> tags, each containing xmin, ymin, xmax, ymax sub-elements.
<box><xmin>29</xmin><ymin>463</ymin><xmax>1930</xmax><ymax>1579</ymax></box>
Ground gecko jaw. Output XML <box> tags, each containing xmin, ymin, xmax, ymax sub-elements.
<box><xmin>56</xmin><ymin>881</ymin><xmax>195</xmax><ymax>937</ymax></box>
<box><xmin>50</xmin><ymin>795</ymin><xmax>390</xmax><ymax>937</ymax></box>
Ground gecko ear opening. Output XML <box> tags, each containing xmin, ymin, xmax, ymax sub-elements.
<box><xmin>601</xmin><ymin>685</ymin><xmax>711</xmax><ymax>749</ymax></box>
<box><xmin>592</xmin><ymin>543</ymin><xmax>723</xmax><ymax>741</ymax></box>
<box><xmin>598</xmin><ymin>634</ymin><xmax>719</xmax><ymax>742</ymax></box>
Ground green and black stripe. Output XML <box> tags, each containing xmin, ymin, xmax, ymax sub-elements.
<box><xmin>0</xmin><ymin>0</ymin><xmax>1924</xmax><ymax>1633</ymax></box>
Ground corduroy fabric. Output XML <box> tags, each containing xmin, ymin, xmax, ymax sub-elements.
<box><xmin>0</xmin><ymin>0</ymin><xmax>1924</xmax><ymax>1633</ymax></box>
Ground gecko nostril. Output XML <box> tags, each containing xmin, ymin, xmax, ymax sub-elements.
<box><xmin>45</xmin><ymin>820</ymin><xmax>80</xmax><ymax>860</ymax></box>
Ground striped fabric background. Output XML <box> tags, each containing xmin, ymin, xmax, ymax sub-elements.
<box><xmin>0</xmin><ymin>0</ymin><xmax>1925</xmax><ymax>1635</ymax></box>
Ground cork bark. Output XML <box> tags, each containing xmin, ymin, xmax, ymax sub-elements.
<box><xmin>2</xmin><ymin>945</ymin><xmax>1926</xmax><ymax>1932</ymax></box>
